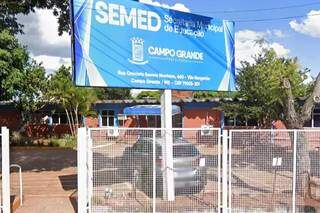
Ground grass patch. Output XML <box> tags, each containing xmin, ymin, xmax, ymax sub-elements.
<box><xmin>48</xmin><ymin>134</ymin><xmax>76</xmax><ymax>149</ymax></box>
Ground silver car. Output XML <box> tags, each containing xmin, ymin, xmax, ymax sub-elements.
<box><xmin>121</xmin><ymin>137</ymin><xmax>207</xmax><ymax>197</ymax></box>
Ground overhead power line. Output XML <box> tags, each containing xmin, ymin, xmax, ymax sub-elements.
<box><xmin>235</xmin><ymin>13</ymin><xmax>320</xmax><ymax>23</ymax></box>
<box><xmin>200</xmin><ymin>1</ymin><xmax>320</xmax><ymax>14</ymax></box>
<box><xmin>71</xmin><ymin>2</ymin><xmax>320</xmax><ymax>23</ymax></box>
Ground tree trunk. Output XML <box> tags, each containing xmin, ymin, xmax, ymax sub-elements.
<box><xmin>74</xmin><ymin>105</ymin><xmax>79</xmax><ymax>137</ymax></box>
<box><xmin>282</xmin><ymin>74</ymin><xmax>320</xmax><ymax>197</ymax></box>
<box><xmin>65</xmin><ymin>109</ymin><xmax>74</xmax><ymax>136</ymax></box>
<box><xmin>296</xmin><ymin>131</ymin><xmax>311</xmax><ymax>196</ymax></box>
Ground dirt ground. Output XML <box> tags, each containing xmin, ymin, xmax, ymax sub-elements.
<box><xmin>10</xmin><ymin>148</ymin><xmax>77</xmax><ymax>213</ymax></box>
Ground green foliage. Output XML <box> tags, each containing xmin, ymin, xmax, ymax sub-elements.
<box><xmin>0</xmin><ymin>30</ymin><xmax>29</xmax><ymax>100</ymax></box>
<box><xmin>96</xmin><ymin>88</ymin><xmax>132</xmax><ymax>100</ymax></box>
<box><xmin>47</xmin><ymin>66</ymin><xmax>98</xmax><ymax>135</ymax></box>
<box><xmin>49</xmin><ymin>134</ymin><xmax>76</xmax><ymax>149</ymax></box>
<box><xmin>11</xmin><ymin>136</ymin><xmax>33</xmax><ymax>146</ymax></box>
<box><xmin>193</xmin><ymin>91</ymin><xmax>238</xmax><ymax>99</ymax></box>
<box><xmin>11</xmin><ymin>131</ymin><xmax>23</xmax><ymax>144</ymax></box>
<box><xmin>0</xmin><ymin>30</ymin><xmax>47</xmax><ymax>125</ymax></box>
<box><xmin>221</xmin><ymin>46</ymin><xmax>311</xmax><ymax>127</ymax></box>
<box><xmin>136</xmin><ymin>91</ymin><xmax>161</xmax><ymax>100</ymax></box>
<box><xmin>0</xmin><ymin>0</ymin><xmax>68</xmax><ymax>35</ymax></box>
<box><xmin>6</xmin><ymin>62</ymin><xmax>47</xmax><ymax>118</ymax></box>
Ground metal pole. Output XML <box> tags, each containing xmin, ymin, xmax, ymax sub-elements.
<box><xmin>228</xmin><ymin>130</ymin><xmax>232</xmax><ymax>213</ymax></box>
<box><xmin>292</xmin><ymin>130</ymin><xmax>297</xmax><ymax>213</ymax></box>
<box><xmin>10</xmin><ymin>164</ymin><xmax>23</xmax><ymax>206</ymax></box>
<box><xmin>77</xmin><ymin>127</ymin><xmax>88</xmax><ymax>213</ymax></box>
<box><xmin>161</xmin><ymin>90</ymin><xmax>175</xmax><ymax>201</ymax></box>
<box><xmin>1</xmin><ymin>127</ymin><xmax>10</xmax><ymax>213</ymax></box>
<box><xmin>222</xmin><ymin>130</ymin><xmax>229</xmax><ymax>212</ymax></box>
<box><xmin>218</xmin><ymin>129</ymin><xmax>222</xmax><ymax>210</ymax></box>
<box><xmin>152</xmin><ymin>129</ymin><xmax>156</xmax><ymax>213</ymax></box>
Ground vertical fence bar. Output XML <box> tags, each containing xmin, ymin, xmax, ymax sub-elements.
<box><xmin>152</xmin><ymin>129</ymin><xmax>156</xmax><ymax>213</ymax></box>
<box><xmin>292</xmin><ymin>130</ymin><xmax>297</xmax><ymax>213</ymax></box>
<box><xmin>218</xmin><ymin>129</ymin><xmax>221</xmax><ymax>210</ymax></box>
<box><xmin>77</xmin><ymin>127</ymin><xmax>88</xmax><ymax>213</ymax></box>
<box><xmin>87</xmin><ymin>135</ymin><xmax>93</xmax><ymax>212</ymax></box>
<box><xmin>229</xmin><ymin>131</ymin><xmax>232</xmax><ymax>213</ymax></box>
<box><xmin>222</xmin><ymin>130</ymin><xmax>229</xmax><ymax>212</ymax></box>
<box><xmin>161</xmin><ymin>90</ymin><xmax>175</xmax><ymax>201</ymax></box>
<box><xmin>1</xmin><ymin>127</ymin><xmax>10</xmax><ymax>213</ymax></box>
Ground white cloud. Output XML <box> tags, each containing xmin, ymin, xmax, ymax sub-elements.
<box><xmin>37</xmin><ymin>10</ymin><xmax>70</xmax><ymax>46</ymax></box>
<box><xmin>34</xmin><ymin>55</ymin><xmax>71</xmax><ymax>74</ymax></box>
<box><xmin>290</xmin><ymin>10</ymin><xmax>320</xmax><ymax>38</ymax></box>
<box><xmin>17</xmin><ymin>10</ymin><xmax>71</xmax><ymax>73</ymax></box>
<box><xmin>269</xmin><ymin>43</ymin><xmax>290</xmax><ymax>56</ymax></box>
<box><xmin>139</xmin><ymin>0</ymin><xmax>190</xmax><ymax>12</ymax></box>
<box><xmin>273</xmin><ymin>29</ymin><xmax>286</xmax><ymax>38</ymax></box>
<box><xmin>267</xmin><ymin>29</ymin><xmax>286</xmax><ymax>38</ymax></box>
<box><xmin>235</xmin><ymin>30</ymin><xmax>290</xmax><ymax>67</ymax></box>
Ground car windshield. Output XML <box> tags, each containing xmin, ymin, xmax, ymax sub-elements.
<box><xmin>173</xmin><ymin>144</ymin><xmax>199</xmax><ymax>157</ymax></box>
<box><xmin>136</xmin><ymin>138</ymin><xmax>199</xmax><ymax>157</ymax></box>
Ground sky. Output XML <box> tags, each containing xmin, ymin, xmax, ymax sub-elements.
<box><xmin>17</xmin><ymin>0</ymin><xmax>320</xmax><ymax>77</ymax></box>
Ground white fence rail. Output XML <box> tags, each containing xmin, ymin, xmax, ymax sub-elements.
<box><xmin>78</xmin><ymin>128</ymin><xmax>320</xmax><ymax>213</ymax></box>
<box><xmin>1</xmin><ymin>127</ymin><xmax>10</xmax><ymax>213</ymax></box>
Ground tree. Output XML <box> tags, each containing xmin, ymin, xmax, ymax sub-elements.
<box><xmin>0</xmin><ymin>1</ymin><xmax>49</xmax><ymax>34</ymax></box>
<box><xmin>222</xmin><ymin>45</ymin><xmax>320</xmax><ymax>196</ymax></box>
<box><xmin>282</xmin><ymin>68</ymin><xmax>320</xmax><ymax>196</ymax></box>
<box><xmin>5</xmin><ymin>62</ymin><xmax>47</xmax><ymax>127</ymax></box>
<box><xmin>47</xmin><ymin>66</ymin><xmax>98</xmax><ymax>136</ymax></box>
<box><xmin>0</xmin><ymin>30</ymin><xmax>29</xmax><ymax>100</ymax></box>
<box><xmin>1</xmin><ymin>0</ymin><xmax>141</xmax><ymax>35</ymax></box>
<box><xmin>96</xmin><ymin>88</ymin><xmax>132</xmax><ymax>100</ymax></box>
<box><xmin>0</xmin><ymin>30</ymin><xmax>47</xmax><ymax>129</ymax></box>
<box><xmin>193</xmin><ymin>91</ymin><xmax>237</xmax><ymax>99</ymax></box>
<box><xmin>136</xmin><ymin>91</ymin><xmax>161</xmax><ymax>100</ymax></box>
<box><xmin>221</xmin><ymin>48</ymin><xmax>310</xmax><ymax>127</ymax></box>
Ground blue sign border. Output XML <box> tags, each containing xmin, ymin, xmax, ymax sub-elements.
<box><xmin>70</xmin><ymin>0</ymin><xmax>236</xmax><ymax>91</ymax></box>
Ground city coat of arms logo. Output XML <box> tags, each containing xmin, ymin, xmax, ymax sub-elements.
<box><xmin>129</xmin><ymin>37</ymin><xmax>148</xmax><ymax>65</ymax></box>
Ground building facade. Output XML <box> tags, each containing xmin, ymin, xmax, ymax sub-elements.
<box><xmin>1</xmin><ymin>99</ymin><xmax>319</xmax><ymax>139</ymax></box>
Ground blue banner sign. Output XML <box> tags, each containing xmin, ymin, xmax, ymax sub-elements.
<box><xmin>71</xmin><ymin>0</ymin><xmax>236</xmax><ymax>91</ymax></box>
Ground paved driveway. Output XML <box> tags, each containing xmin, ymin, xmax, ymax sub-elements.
<box><xmin>10</xmin><ymin>148</ymin><xmax>77</xmax><ymax>213</ymax></box>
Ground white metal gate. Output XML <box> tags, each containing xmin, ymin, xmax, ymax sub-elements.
<box><xmin>78</xmin><ymin>128</ymin><xmax>320</xmax><ymax>213</ymax></box>
<box><xmin>228</xmin><ymin>129</ymin><xmax>320</xmax><ymax>213</ymax></box>
<box><xmin>78</xmin><ymin>127</ymin><xmax>222</xmax><ymax>212</ymax></box>
<box><xmin>0</xmin><ymin>127</ymin><xmax>10</xmax><ymax>213</ymax></box>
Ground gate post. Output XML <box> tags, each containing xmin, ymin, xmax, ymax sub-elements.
<box><xmin>222</xmin><ymin>130</ymin><xmax>229</xmax><ymax>212</ymax></box>
<box><xmin>292</xmin><ymin>130</ymin><xmax>297</xmax><ymax>213</ymax></box>
<box><xmin>77</xmin><ymin>127</ymin><xmax>88</xmax><ymax>213</ymax></box>
<box><xmin>161</xmin><ymin>90</ymin><xmax>175</xmax><ymax>201</ymax></box>
<box><xmin>1</xmin><ymin>127</ymin><xmax>10</xmax><ymax>213</ymax></box>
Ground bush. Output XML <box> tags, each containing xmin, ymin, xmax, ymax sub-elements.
<box><xmin>48</xmin><ymin>134</ymin><xmax>76</xmax><ymax>149</ymax></box>
<box><xmin>11</xmin><ymin>131</ymin><xmax>23</xmax><ymax>144</ymax></box>
<box><xmin>11</xmin><ymin>131</ymin><xmax>35</xmax><ymax>146</ymax></box>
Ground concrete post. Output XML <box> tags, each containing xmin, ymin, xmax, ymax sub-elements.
<box><xmin>1</xmin><ymin>127</ymin><xmax>10</xmax><ymax>213</ymax></box>
<box><xmin>77</xmin><ymin>128</ymin><xmax>88</xmax><ymax>213</ymax></box>
<box><xmin>161</xmin><ymin>90</ymin><xmax>175</xmax><ymax>201</ymax></box>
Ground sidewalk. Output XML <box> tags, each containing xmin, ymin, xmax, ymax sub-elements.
<box><xmin>10</xmin><ymin>148</ymin><xmax>77</xmax><ymax>213</ymax></box>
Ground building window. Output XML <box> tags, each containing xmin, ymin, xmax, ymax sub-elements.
<box><xmin>225</xmin><ymin>117</ymin><xmax>236</xmax><ymax>126</ymax></box>
<box><xmin>173</xmin><ymin>114</ymin><xmax>183</xmax><ymax>128</ymax></box>
<box><xmin>101</xmin><ymin>110</ymin><xmax>115</xmax><ymax>127</ymax></box>
<box><xmin>146</xmin><ymin>116</ymin><xmax>161</xmax><ymax>128</ymax></box>
<box><xmin>52</xmin><ymin>113</ymin><xmax>68</xmax><ymax>125</ymax></box>
<box><xmin>117</xmin><ymin>115</ymin><xmax>126</xmax><ymax>127</ymax></box>
<box><xmin>224</xmin><ymin>116</ymin><xmax>257</xmax><ymax>127</ymax></box>
<box><xmin>314</xmin><ymin>114</ymin><xmax>320</xmax><ymax>127</ymax></box>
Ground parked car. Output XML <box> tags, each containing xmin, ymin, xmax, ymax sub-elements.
<box><xmin>120</xmin><ymin>137</ymin><xmax>207</xmax><ymax>197</ymax></box>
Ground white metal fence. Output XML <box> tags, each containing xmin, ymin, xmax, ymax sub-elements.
<box><xmin>228</xmin><ymin>129</ymin><xmax>320</xmax><ymax>212</ymax></box>
<box><xmin>0</xmin><ymin>127</ymin><xmax>10</xmax><ymax>213</ymax></box>
<box><xmin>78</xmin><ymin>127</ymin><xmax>221</xmax><ymax>212</ymax></box>
<box><xmin>78</xmin><ymin>128</ymin><xmax>320</xmax><ymax>213</ymax></box>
